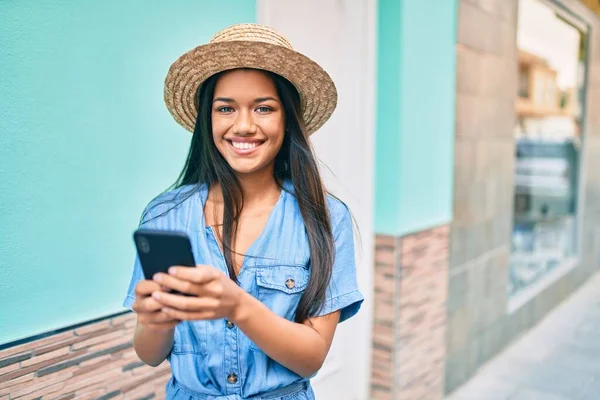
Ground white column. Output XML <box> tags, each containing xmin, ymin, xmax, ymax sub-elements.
<box><xmin>257</xmin><ymin>1</ymin><xmax>376</xmax><ymax>399</ymax></box>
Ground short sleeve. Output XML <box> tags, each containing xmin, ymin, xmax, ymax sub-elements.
<box><xmin>121</xmin><ymin>206</ymin><xmax>159</xmax><ymax>311</ymax></box>
<box><xmin>122</xmin><ymin>255</ymin><xmax>144</xmax><ymax>311</ymax></box>
<box><xmin>314</xmin><ymin>201</ymin><xmax>364</xmax><ymax>323</ymax></box>
<box><xmin>121</xmin><ymin>194</ymin><xmax>174</xmax><ymax>311</ymax></box>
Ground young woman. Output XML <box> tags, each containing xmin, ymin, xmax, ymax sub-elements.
<box><xmin>123</xmin><ymin>23</ymin><xmax>363</xmax><ymax>400</ymax></box>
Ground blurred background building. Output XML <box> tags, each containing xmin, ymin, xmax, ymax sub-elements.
<box><xmin>1</xmin><ymin>0</ymin><xmax>599</xmax><ymax>399</ymax></box>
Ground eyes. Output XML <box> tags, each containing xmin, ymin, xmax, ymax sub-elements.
<box><xmin>256</xmin><ymin>106</ymin><xmax>272</xmax><ymax>113</ymax></box>
<box><xmin>215</xmin><ymin>105</ymin><xmax>274</xmax><ymax>114</ymax></box>
<box><xmin>216</xmin><ymin>106</ymin><xmax>234</xmax><ymax>113</ymax></box>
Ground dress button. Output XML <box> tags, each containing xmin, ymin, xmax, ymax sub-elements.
<box><xmin>227</xmin><ymin>373</ymin><xmax>238</xmax><ymax>384</ymax></box>
<box><xmin>226</xmin><ymin>320</ymin><xmax>235</xmax><ymax>329</ymax></box>
<box><xmin>285</xmin><ymin>278</ymin><xmax>296</xmax><ymax>289</ymax></box>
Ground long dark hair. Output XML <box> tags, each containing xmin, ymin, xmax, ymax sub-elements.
<box><xmin>148</xmin><ymin>69</ymin><xmax>335</xmax><ymax>323</ymax></box>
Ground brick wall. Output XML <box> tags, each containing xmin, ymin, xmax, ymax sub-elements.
<box><xmin>0</xmin><ymin>313</ymin><xmax>170</xmax><ymax>399</ymax></box>
<box><xmin>371</xmin><ymin>225</ymin><xmax>449</xmax><ymax>400</ymax></box>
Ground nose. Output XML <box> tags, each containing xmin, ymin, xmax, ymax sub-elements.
<box><xmin>233</xmin><ymin>110</ymin><xmax>257</xmax><ymax>136</ymax></box>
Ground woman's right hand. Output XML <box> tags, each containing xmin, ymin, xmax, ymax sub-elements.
<box><xmin>132</xmin><ymin>280</ymin><xmax>180</xmax><ymax>331</ymax></box>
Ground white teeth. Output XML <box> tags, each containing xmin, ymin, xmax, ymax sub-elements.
<box><xmin>231</xmin><ymin>141</ymin><xmax>258</xmax><ymax>150</ymax></box>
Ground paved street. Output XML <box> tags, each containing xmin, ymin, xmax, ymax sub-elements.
<box><xmin>447</xmin><ymin>271</ymin><xmax>600</xmax><ymax>400</ymax></box>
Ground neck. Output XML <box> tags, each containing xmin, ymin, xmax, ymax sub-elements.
<box><xmin>236</xmin><ymin>170</ymin><xmax>281</xmax><ymax>203</ymax></box>
<box><xmin>209</xmin><ymin>166</ymin><xmax>281</xmax><ymax>205</ymax></box>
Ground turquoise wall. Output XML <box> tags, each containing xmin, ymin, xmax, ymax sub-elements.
<box><xmin>375</xmin><ymin>0</ymin><xmax>457</xmax><ymax>236</ymax></box>
<box><xmin>0</xmin><ymin>1</ymin><xmax>255</xmax><ymax>345</ymax></box>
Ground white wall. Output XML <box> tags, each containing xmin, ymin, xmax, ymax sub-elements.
<box><xmin>257</xmin><ymin>1</ymin><xmax>376</xmax><ymax>399</ymax></box>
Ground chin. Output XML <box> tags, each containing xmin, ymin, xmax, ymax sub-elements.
<box><xmin>228</xmin><ymin>162</ymin><xmax>264</xmax><ymax>176</ymax></box>
<box><xmin>229</xmin><ymin>158</ymin><xmax>278</xmax><ymax>177</ymax></box>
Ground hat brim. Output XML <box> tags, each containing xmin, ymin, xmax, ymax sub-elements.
<box><xmin>164</xmin><ymin>41</ymin><xmax>338</xmax><ymax>135</ymax></box>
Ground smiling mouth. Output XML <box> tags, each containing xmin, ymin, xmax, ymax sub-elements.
<box><xmin>227</xmin><ymin>140</ymin><xmax>264</xmax><ymax>152</ymax></box>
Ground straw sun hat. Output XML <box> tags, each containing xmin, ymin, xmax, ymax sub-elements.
<box><xmin>163</xmin><ymin>23</ymin><xmax>338</xmax><ymax>136</ymax></box>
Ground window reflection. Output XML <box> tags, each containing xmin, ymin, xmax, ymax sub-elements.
<box><xmin>509</xmin><ymin>0</ymin><xmax>587</xmax><ymax>296</ymax></box>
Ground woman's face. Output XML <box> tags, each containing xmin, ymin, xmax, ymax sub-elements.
<box><xmin>211</xmin><ymin>69</ymin><xmax>285</xmax><ymax>177</ymax></box>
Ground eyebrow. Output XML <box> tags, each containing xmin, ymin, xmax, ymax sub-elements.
<box><xmin>213</xmin><ymin>96</ymin><xmax>279</xmax><ymax>104</ymax></box>
<box><xmin>213</xmin><ymin>97</ymin><xmax>235</xmax><ymax>103</ymax></box>
<box><xmin>254</xmin><ymin>96</ymin><xmax>278</xmax><ymax>103</ymax></box>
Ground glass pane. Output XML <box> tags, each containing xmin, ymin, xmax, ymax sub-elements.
<box><xmin>509</xmin><ymin>0</ymin><xmax>587</xmax><ymax>296</ymax></box>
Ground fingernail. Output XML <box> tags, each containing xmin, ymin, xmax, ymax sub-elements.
<box><xmin>168</xmin><ymin>267</ymin><xmax>177</xmax><ymax>275</ymax></box>
<box><xmin>153</xmin><ymin>273</ymin><xmax>162</xmax><ymax>282</ymax></box>
<box><xmin>162</xmin><ymin>307</ymin><xmax>170</xmax><ymax>313</ymax></box>
<box><xmin>152</xmin><ymin>292</ymin><xmax>161</xmax><ymax>300</ymax></box>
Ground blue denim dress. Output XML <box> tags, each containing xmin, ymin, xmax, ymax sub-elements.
<box><xmin>123</xmin><ymin>180</ymin><xmax>363</xmax><ymax>399</ymax></box>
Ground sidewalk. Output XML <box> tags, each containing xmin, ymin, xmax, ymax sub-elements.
<box><xmin>447</xmin><ymin>270</ymin><xmax>600</xmax><ymax>400</ymax></box>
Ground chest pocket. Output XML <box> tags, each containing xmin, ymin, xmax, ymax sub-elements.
<box><xmin>251</xmin><ymin>265</ymin><xmax>310</xmax><ymax>351</ymax></box>
<box><xmin>170</xmin><ymin>321</ymin><xmax>208</xmax><ymax>357</ymax></box>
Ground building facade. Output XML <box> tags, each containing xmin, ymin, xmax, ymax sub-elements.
<box><xmin>1</xmin><ymin>1</ymin><xmax>600</xmax><ymax>399</ymax></box>
<box><xmin>445</xmin><ymin>0</ymin><xmax>600</xmax><ymax>395</ymax></box>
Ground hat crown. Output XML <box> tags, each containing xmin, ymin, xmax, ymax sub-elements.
<box><xmin>210</xmin><ymin>23</ymin><xmax>293</xmax><ymax>50</ymax></box>
<box><xmin>165</xmin><ymin>23</ymin><xmax>337</xmax><ymax>135</ymax></box>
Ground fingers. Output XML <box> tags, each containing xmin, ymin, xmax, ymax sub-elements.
<box><xmin>133</xmin><ymin>281</ymin><xmax>182</xmax><ymax>329</ymax></box>
<box><xmin>159</xmin><ymin>285</ymin><xmax>173</xmax><ymax>293</ymax></box>
<box><xmin>134</xmin><ymin>297</ymin><xmax>181</xmax><ymax>329</ymax></box>
<box><xmin>161</xmin><ymin>306</ymin><xmax>217</xmax><ymax>321</ymax></box>
<box><xmin>132</xmin><ymin>296</ymin><xmax>163</xmax><ymax>313</ymax></box>
<box><xmin>151</xmin><ymin>291</ymin><xmax>222</xmax><ymax>321</ymax></box>
<box><xmin>153</xmin><ymin>266</ymin><xmax>220</xmax><ymax>296</ymax></box>
<box><xmin>135</xmin><ymin>280</ymin><xmax>162</xmax><ymax>297</ymax></box>
<box><xmin>134</xmin><ymin>266</ymin><xmax>228</xmax><ymax>322</ymax></box>
<box><xmin>169</xmin><ymin>265</ymin><xmax>220</xmax><ymax>284</ymax></box>
<box><xmin>138</xmin><ymin>311</ymin><xmax>181</xmax><ymax>331</ymax></box>
<box><xmin>152</xmin><ymin>274</ymin><xmax>197</xmax><ymax>296</ymax></box>
<box><xmin>152</xmin><ymin>291</ymin><xmax>219</xmax><ymax>312</ymax></box>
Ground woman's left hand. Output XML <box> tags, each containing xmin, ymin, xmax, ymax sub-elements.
<box><xmin>151</xmin><ymin>265</ymin><xmax>244</xmax><ymax>321</ymax></box>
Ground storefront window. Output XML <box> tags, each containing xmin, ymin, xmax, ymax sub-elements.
<box><xmin>509</xmin><ymin>0</ymin><xmax>588</xmax><ymax>296</ymax></box>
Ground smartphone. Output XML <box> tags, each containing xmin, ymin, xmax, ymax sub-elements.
<box><xmin>133</xmin><ymin>229</ymin><xmax>196</xmax><ymax>295</ymax></box>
